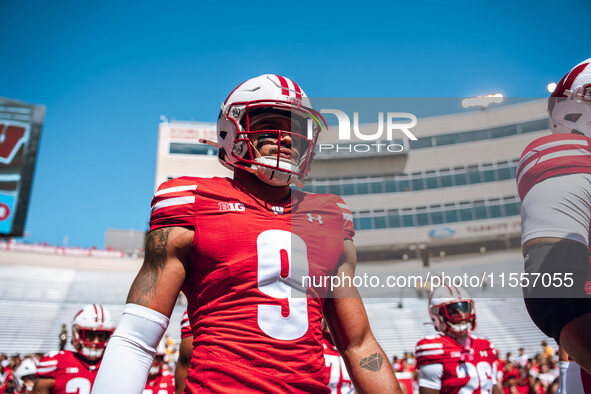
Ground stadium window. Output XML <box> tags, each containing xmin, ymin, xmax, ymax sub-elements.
<box><xmin>467</xmin><ymin>166</ymin><xmax>481</xmax><ymax>183</ymax></box>
<box><xmin>416</xmin><ymin>206</ymin><xmax>429</xmax><ymax>226</ymax></box>
<box><xmin>357</xmin><ymin>182</ymin><xmax>369</xmax><ymax>195</ymax></box>
<box><xmin>410</xmin><ymin>137</ymin><xmax>433</xmax><ymax>149</ymax></box>
<box><xmin>520</xmin><ymin>119</ymin><xmax>549</xmax><ymax>134</ymax></box>
<box><xmin>505</xmin><ymin>202</ymin><xmax>520</xmax><ymax>216</ymax></box>
<box><xmin>471</xmin><ymin>129</ymin><xmax>489</xmax><ymax>141</ymax></box>
<box><xmin>374</xmin><ymin>216</ymin><xmax>386</xmax><ymax>229</ymax></box>
<box><xmin>440</xmin><ymin>175</ymin><xmax>453</xmax><ymax>187</ymax></box>
<box><xmin>388</xmin><ymin>209</ymin><xmax>401</xmax><ymax>228</ymax></box>
<box><xmin>411</xmin><ymin>177</ymin><xmax>425</xmax><ymax>191</ymax></box>
<box><xmin>170</xmin><ymin>143</ymin><xmax>218</xmax><ymax>155</ymax></box>
<box><xmin>488</xmin><ymin>204</ymin><xmax>503</xmax><ymax>218</ymax></box>
<box><xmin>343</xmin><ymin>183</ymin><xmax>355</xmax><ymax>196</ymax></box>
<box><xmin>473</xmin><ymin>200</ymin><xmax>487</xmax><ymax>220</ymax></box>
<box><xmin>482</xmin><ymin>169</ymin><xmax>497</xmax><ymax>182</ymax></box>
<box><xmin>453</xmin><ymin>167</ymin><xmax>467</xmax><ymax>186</ymax></box>
<box><xmin>401</xmin><ymin>208</ymin><xmax>415</xmax><ymax>227</ymax></box>
<box><xmin>430</xmin><ymin>210</ymin><xmax>444</xmax><ymax>225</ymax></box>
<box><xmin>359</xmin><ymin>217</ymin><xmax>372</xmax><ymax>230</ymax></box>
<box><xmin>434</xmin><ymin>134</ymin><xmax>459</xmax><ymax>146</ymax></box>
<box><xmin>315</xmin><ymin>185</ymin><xmax>327</xmax><ymax>194</ymax></box>
<box><xmin>398</xmin><ymin>178</ymin><xmax>410</xmax><ymax>192</ymax></box>
<box><xmin>369</xmin><ymin>181</ymin><xmax>384</xmax><ymax>194</ymax></box>
<box><xmin>497</xmin><ymin>167</ymin><xmax>512</xmax><ymax>180</ymax></box>
<box><xmin>444</xmin><ymin>209</ymin><xmax>459</xmax><ymax>223</ymax></box>
<box><xmin>328</xmin><ymin>184</ymin><xmax>342</xmax><ymax>195</ymax></box>
<box><xmin>384</xmin><ymin>179</ymin><xmax>397</xmax><ymax>193</ymax></box>
<box><xmin>489</xmin><ymin>125</ymin><xmax>516</xmax><ymax>139</ymax></box>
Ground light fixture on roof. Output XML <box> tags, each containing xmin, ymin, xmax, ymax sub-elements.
<box><xmin>461</xmin><ymin>94</ymin><xmax>504</xmax><ymax>110</ymax></box>
<box><xmin>547</xmin><ymin>82</ymin><xmax>557</xmax><ymax>93</ymax></box>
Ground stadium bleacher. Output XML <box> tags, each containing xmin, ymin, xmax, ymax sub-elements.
<box><xmin>0</xmin><ymin>248</ymin><xmax>550</xmax><ymax>359</ymax></box>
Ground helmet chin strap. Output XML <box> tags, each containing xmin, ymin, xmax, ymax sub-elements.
<box><xmin>459</xmin><ymin>328</ymin><xmax>473</xmax><ymax>362</ymax></box>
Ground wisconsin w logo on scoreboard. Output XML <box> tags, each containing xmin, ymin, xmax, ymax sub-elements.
<box><xmin>0</xmin><ymin>98</ymin><xmax>45</xmax><ymax>236</ymax></box>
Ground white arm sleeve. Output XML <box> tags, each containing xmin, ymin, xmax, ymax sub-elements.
<box><xmin>419</xmin><ymin>363</ymin><xmax>443</xmax><ymax>390</ymax></box>
<box><xmin>91</xmin><ymin>304</ymin><xmax>169</xmax><ymax>394</ymax></box>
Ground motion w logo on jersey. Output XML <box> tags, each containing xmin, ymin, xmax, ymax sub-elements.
<box><xmin>218</xmin><ymin>202</ymin><xmax>245</xmax><ymax>212</ymax></box>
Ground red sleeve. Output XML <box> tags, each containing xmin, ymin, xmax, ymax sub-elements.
<box><xmin>516</xmin><ymin>134</ymin><xmax>591</xmax><ymax>200</ymax></box>
<box><xmin>180</xmin><ymin>310</ymin><xmax>192</xmax><ymax>339</ymax></box>
<box><xmin>36</xmin><ymin>353</ymin><xmax>61</xmax><ymax>379</ymax></box>
<box><xmin>415</xmin><ymin>337</ymin><xmax>445</xmax><ymax>367</ymax></box>
<box><xmin>335</xmin><ymin>197</ymin><xmax>355</xmax><ymax>241</ymax></box>
<box><xmin>149</xmin><ymin>177</ymin><xmax>198</xmax><ymax>232</ymax></box>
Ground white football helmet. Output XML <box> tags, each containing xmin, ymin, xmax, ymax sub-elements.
<box><xmin>210</xmin><ymin>74</ymin><xmax>326</xmax><ymax>187</ymax></box>
<box><xmin>548</xmin><ymin>58</ymin><xmax>591</xmax><ymax>138</ymax></box>
<box><xmin>429</xmin><ymin>285</ymin><xmax>476</xmax><ymax>337</ymax></box>
<box><xmin>71</xmin><ymin>304</ymin><xmax>115</xmax><ymax>361</ymax></box>
<box><xmin>14</xmin><ymin>358</ymin><xmax>37</xmax><ymax>392</ymax></box>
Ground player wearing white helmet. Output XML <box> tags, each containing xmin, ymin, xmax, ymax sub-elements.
<box><xmin>517</xmin><ymin>59</ymin><xmax>591</xmax><ymax>378</ymax></box>
<box><xmin>415</xmin><ymin>286</ymin><xmax>500</xmax><ymax>394</ymax></box>
<box><xmin>93</xmin><ymin>74</ymin><xmax>401</xmax><ymax>394</ymax></box>
<box><xmin>34</xmin><ymin>304</ymin><xmax>115</xmax><ymax>394</ymax></box>
<box><xmin>13</xmin><ymin>358</ymin><xmax>36</xmax><ymax>392</ymax></box>
<box><xmin>143</xmin><ymin>341</ymin><xmax>174</xmax><ymax>394</ymax></box>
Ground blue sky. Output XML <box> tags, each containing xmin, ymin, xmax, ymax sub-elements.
<box><xmin>0</xmin><ymin>0</ymin><xmax>589</xmax><ymax>248</ymax></box>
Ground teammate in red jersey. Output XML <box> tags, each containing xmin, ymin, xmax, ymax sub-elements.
<box><xmin>415</xmin><ymin>286</ymin><xmax>500</xmax><ymax>394</ymax></box>
<box><xmin>34</xmin><ymin>304</ymin><xmax>115</xmax><ymax>394</ymax></box>
<box><xmin>322</xmin><ymin>319</ymin><xmax>354</xmax><ymax>394</ymax></box>
<box><xmin>174</xmin><ymin>310</ymin><xmax>192</xmax><ymax>394</ymax></box>
<box><xmin>93</xmin><ymin>74</ymin><xmax>401</xmax><ymax>394</ymax></box>
<box><xmin>517</xmin><ymin>58</ymin><xmax>591</xmax><ymax>379</ymax></box>
<box><xmin>143</xmin><ymin>342</ymin><xmax>174</xmax><ymax>394</ymax></box>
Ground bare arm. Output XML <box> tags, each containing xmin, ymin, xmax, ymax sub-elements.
<box><xmin>175</xmin><ymin>335</ymin><xmax>193</xmax><ymax>394</ymax></box>
<box><xmin>92</xmin><ymin>227</ymin><xmax>193</xmax><ymax>394</ymax></box>
<box><xmin>32</xmin><ymin>377</ymin><xmax>54</xmax><ymax>394</ymax></box>
<box><xmin>127</xmin><ymin>226</ymin><xmax>193</xmax><ymax>315</ymax></box>
<box><xmin>324</xmin><ymin>240</ymin><xmax>402</xmax><ymax>394</ymax></box>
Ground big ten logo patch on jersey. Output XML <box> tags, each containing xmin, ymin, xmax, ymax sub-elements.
<box><xmin>218</xmin><ymin>202</ymin><xmax>245</xmax><ymax>212</ymax></box>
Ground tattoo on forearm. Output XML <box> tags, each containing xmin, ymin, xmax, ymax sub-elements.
<box><xmin>127</xmin><ymin>228</ymin><xmax>171</xmax><ymax>304</ymax></box>
<box><xmin>360</xmin><ymin>353</ymin><xmax>384</xmax><ymax>372</ymax></box>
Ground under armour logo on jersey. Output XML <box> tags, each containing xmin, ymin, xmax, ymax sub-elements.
<box><xmin>218</xmin><ymin>202</ymin><xmax>245</xmax><ymax>212</ymax></box>
<box><xmin>272</xmin><ymin>206</ymin><xmax>284</xmax><ymax>215</ymax></box>
<box><xmin>307</xmin><ymin>213</ymin><xmax>323</xmax><ymax>224</ymax></box>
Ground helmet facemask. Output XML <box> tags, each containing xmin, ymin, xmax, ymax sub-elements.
<box><xmin>432</xmin><ymin>300</ymin><xmax>476</xmax><ymax>337</ymax></box>
<box><xmin>221</xmin><ymin>100</ymin><xmax>324</xmax><ymax>187</ymax></box>
<box><xmin>72</xmin><ymin>327</ymin><xmax>113</xmax><ymax>361</ymax></box>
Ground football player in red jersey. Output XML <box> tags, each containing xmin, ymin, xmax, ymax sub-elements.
<box><xmin>322</xmin><ymin>319</ymin><xmax>354</xmax><ymax>394</ymax></box>
<box><xmin>93</xmin><ymin>74</ymin><xmax>401</xmax><ymax>394</ymax></box>
<box><xmin>415</xmin><ymin>286</ymin><xmax>500</xmax><ymax>394</ymax></box>
<box><xmin>143</xmin><ymin>342</ymin><xmax>174</xmax><ymax>394</ymax></box>
<box><xmin>517</xmin><ymin>58</ymin><xmax>591</xmax><ymax>380</ymax></box>
<box><xmin>174</xmin><ymin>310</ymin><xmax>192</xmax><ymax>394</ymax></box>
<box><xmin>33</xmin><ymin>304</ymin><xmax>115</xmax><ymax>394</ymax></box>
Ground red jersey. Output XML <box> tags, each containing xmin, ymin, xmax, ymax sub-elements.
<box><xmin>180</xmin><ymin>310</ymin><xmax>191</xmax><ymax>339</ymax></box>
<box><xmin>516</xmin><ymin>133</ymin><xmax>591</xmax><ymax>201</ymax></box>
<box><xmin>322</xmin><ymin>334</ymin><xmax>354</xmax><ymax>394</ymax></box>
<box><xmin>149</xmin><ymin>177</ymin><xmax>354</xmax><ymax>394</ymax></box>
<box><xmin>416</xmin><ymin>334</ymin><xmax>498</xmax><ymax>394</ymax></box>
<box><xmin>144</xmin><ymin>370</ymin><xmax>174</xmax><ymax>394</ymax></box>
<box><xmin>36</xmin><ymin>350</ymin><xmax>100</xmax><ymax>394</ymax></box>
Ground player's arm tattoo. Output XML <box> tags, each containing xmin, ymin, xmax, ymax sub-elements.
<box><xmin>127</xmin><ymin>227</ymin><xmax>171</xmax><ymax>305</ymax></box>
<box><xmin>359</xmin><ymin>353</ymin><xmax>384</xmax><ymax>372</ymax></box>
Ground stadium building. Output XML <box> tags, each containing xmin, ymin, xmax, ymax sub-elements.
<box><xmin>155</xmin><ymin>99</ymin><xmax>548</xmax><ymax>264</ymax></box>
